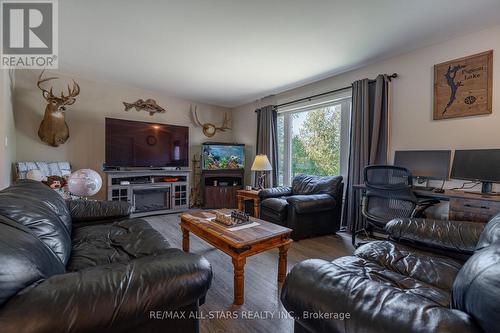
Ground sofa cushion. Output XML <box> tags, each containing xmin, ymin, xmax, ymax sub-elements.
<box><xmin>385</xmin><ymin>218</ymin><xmax>483</xmax><ymax>257</ymax></box>
<box><xmin>291</xmin><ymin>174</ymin><xmax>343</xmax><ymax>196</ymax></box>
<box><xmin>355</xmin><ymin>241</ymin><xmax>463</xmax><ymax>291</ymax></box>
<box><xmin>0</xmin><ymin>216</ymin><xmax>65</xmax><ymax>306</ymax></box>
<box><xmin>281</xmin><ymin>257</ymin><xmax>478</xmax><ymax>333</ymax></box>
<box><xmin>286</xmin><ymin>194</ymin><xmax>336</xmax><ymax>214</ymax></box>
<box><xmin>0</xmin><ymin>180</ymin><xmax>72</xmax><ymax>265</ymax></box>
<box><xmin>476</xmin><ymin>213</ymin><xmax>500</xmax><ymax>250</ymax></box>
<box><xmin>0</xmin><ymin>249</ymin><xmax>212</xmax><ymax>333</ymax></box>
<box><xmin>258</xmin><ymin>186</ymin><xmax>292</xmax><ymax>200</ymax></box>
<box><xmin>67</xmin><ymin>199</ymin><xmax>132</xmax><ymax>223</ymax></box>
<box><xmin>452</xmin><ymin>244</ymin><xmax>500</xmax><ymax>333</ymax></box>
<box><xmin>67</xmin><ymin>218</ymin><xmax>171</xmax><ymax>271</ymax></box>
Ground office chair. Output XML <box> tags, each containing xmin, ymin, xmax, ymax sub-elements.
<box><xmin>352</xmin><ymin>165</ymin><xmax>439</xmax><ymax>247</ymax></box>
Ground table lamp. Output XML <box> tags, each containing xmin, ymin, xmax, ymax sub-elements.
<box><xmin>251</xmin><ymin>154</ymin><xmax>273</xmax><ymax>190</ymax></box>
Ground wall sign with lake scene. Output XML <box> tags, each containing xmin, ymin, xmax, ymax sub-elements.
<box><xmin>434</xmin><ymin>50</ymin><xmax>493</xmax><ymax>120</ymax></box>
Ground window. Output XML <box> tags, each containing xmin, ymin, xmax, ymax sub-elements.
<box><xmin>277</xmin><ymin>90</ymin><xmax>351</xmax><ymax>186</ymax></box>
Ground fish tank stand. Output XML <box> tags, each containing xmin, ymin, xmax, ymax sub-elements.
<box><xmin>202</xmin><ymin>169</ymin><xmax>244</xmax><ymax>209</ymax></box>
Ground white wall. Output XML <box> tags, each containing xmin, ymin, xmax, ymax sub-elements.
<box><xmin>13</xmin><ymin>70</ymin><xmax>233</xmax><ymax>198</ymax></box>
<box><xmin>232</xmin><ymin>24</ymin><xmax>500</xmax><ymax>189</ymax></box>
<box><xmin>9</xmin><ymin>24</ymin><xmax>500</xmax><ymax>195</ymax></box>
<box><xmin>0</xmin><ymin>69</ymin><xmax>16</xmax><ymax>189</ymax></box>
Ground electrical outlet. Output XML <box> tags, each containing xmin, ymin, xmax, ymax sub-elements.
<box><xmin>4</xmin><ymin>137</ymin><xmax>7</xmax><ymax>148</ymax></box>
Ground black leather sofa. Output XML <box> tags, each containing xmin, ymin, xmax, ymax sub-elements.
<box><xmin>0</xmin><ymin>180</ymin><xmax>212</xmax><ymax>333</ymax></box>
<box><xmin>259</xmin><ymin>174</ymin><xmax>343</xmax><ymax>240</ymax></box>
<box><xmin>281</xmin><ymin>214</ymin><xmax>500</xmax><ymax>333</ymax></box>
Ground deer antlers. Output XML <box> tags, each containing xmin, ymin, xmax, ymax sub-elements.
<box><xmin>37</xmin><ymin>70</ymin><xmax>81</xmax><ymax>147</ymax></box>
<box><xmin>218</xmin><ymin>112</ymin><xmax>231</xmax><ymax>131</ymax></box>
<box><xmin>190</xmin><ymin>104</ymin><xmax>231</xmax><ymax>137</ymax></box>
<box><xmin>37</xmin><ymin>70</ymin><xmax>80</xmax><ymax>106</ymax></box>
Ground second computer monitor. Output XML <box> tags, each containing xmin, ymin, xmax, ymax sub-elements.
<box><xmin>393</xmin><ymin>150</ymin><xmax>451</xmax><ymax>180</ymax></box>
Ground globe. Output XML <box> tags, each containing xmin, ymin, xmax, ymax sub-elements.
<box><xmin>68</xmin><ymin>169</ymin><xmax>102</xmax><ymax>197</ymax></box>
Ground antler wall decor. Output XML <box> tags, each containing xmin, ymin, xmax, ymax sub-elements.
<box><xmin>123</xmin><ymin>99</ymin><xmax>166</xmax><ymax>116</ymax></box>
<box><xmin>190</xmin><ymin>104</ymin><xmax>231</xmax><ymax>137</ymax></box>
<box><xmin>37</xmin><ymin>70</ymin><xmax>80</xmax><ymax>147</ymax></box>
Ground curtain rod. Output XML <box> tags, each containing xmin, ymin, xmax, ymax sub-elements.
<box><xmin>255</xmin><ymin>73</ymin><xmax>398</xmax><ymax>111</ymax></box>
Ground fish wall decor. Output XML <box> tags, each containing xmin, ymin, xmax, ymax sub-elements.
<box><xmin>123</xmin><ymin>99</ymin><xmax>166</xmax><ymax>116</ymax></box>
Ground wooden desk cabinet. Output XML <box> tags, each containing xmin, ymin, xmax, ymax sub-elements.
<box><xmin>355</xmin><ymin>184</ymin><xmax>500</xmax><ymax>223</ymax></box>
<box><xmin>449</xmin><ymin>197</ymin><xmax>500</xmax><ymax>223</ymax></box>
<box><xmin>411</xmin><ymin>189</ymin><xmax>500</xmax><ymax>223</ymax></box>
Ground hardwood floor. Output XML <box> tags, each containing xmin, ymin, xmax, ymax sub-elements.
<box><xmin>146</xmin><ymin>212</ymin><xmax>354</xmax><ymax>333</ymax></box>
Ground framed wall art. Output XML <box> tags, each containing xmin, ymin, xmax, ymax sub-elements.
<box><xmin>434</xmin><ymin>50</ymin><xmax>493</xmax><ymax>120</ymax></box>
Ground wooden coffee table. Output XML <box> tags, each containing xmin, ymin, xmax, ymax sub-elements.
<box><xmin>180</xmin><ymin>210</ymin><xmax>293</xmax><ymax>305</ymax></box>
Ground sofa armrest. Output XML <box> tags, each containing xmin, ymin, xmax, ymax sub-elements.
<box><xmin>67</xmin><ymin>199</ymin><xmax>132</xmax><ymax>223</ymax></box>
<box><xmin>286</xmin><ymin>194</ymin><xmax>335</xmax><ymax>214</ymax></box>
<box><xmin>258</xmin><ymin>186</ymin><xmax>292</xmax><ymax>200</ymax></box>
<box><xmin>0</xmin><ymin>249</ymin><xmax>212</xmax><ymax>333</ymax></box>
<box><xmin>385</xmin><ymin>218</ymin><xmax>484</xmax><ymax>255</ymax></box>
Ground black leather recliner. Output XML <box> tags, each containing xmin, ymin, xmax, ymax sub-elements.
<box><xmin>0</xmin><ymin>180</ymin><xmax>212</xmax><ymax>333</ymax></box>
<box><xmin>259</xmin><ymin>174</ymin><xmax>343</xmax><ymax>240</ymax></box>
<box><xmin>281</xmin><ymin>214</ymin><xmax>500</xmax><ymax>333</ymax></box>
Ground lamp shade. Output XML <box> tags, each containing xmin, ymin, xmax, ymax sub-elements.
<box><xmin>251</xmin><ymin>154</ymin><xmax>273</xmax><ymax>171</ymax></box>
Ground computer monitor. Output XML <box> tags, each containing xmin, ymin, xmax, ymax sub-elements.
<box><xmin>394</xmin><ymin>150</ymin><xmax>451</xmax><ymax>180</ymax></box>
<box><xmin>451</xmin><ymin>149</ymin><xmax>500</xmax><ymax>194</ymax></box>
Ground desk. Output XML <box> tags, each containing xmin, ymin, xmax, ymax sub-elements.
<box><xmin>353</xmin><ymin>184</ymin><xmax>500</xmax><ymax>223</ymax></box>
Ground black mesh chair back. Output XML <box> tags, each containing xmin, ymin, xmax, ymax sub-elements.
<box><xmin>363</xmin><ymin>165</ymin><xmax>418</xmax><ymax>229</ymax></box>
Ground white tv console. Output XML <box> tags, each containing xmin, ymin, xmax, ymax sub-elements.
<box><xmin>104</xmin><ymin>169</ymin><xmax>190</xmax><ymax>217</ymax></box>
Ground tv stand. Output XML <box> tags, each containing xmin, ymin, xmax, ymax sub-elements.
<box><xmin>104</xmin><ymin>169</ymin><xmax>190</xmax><ymax>217</ymax></box>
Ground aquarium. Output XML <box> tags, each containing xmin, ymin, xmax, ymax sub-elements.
<box><xmin>202</xmin><ymin>143</ymin><xmax>245</xmax><ymax>170</ymax></box>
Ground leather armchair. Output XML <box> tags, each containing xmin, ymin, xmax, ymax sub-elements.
<box><xmin>0</xmin><ymin>180</ymin><xmax>212</xmax><ymax>333</ymax></box>
<box><xmin>281</xmin><ymin>214</ymin><xmax>500</xmax><ymax>333</ymax></box>
<box><xmin>259</xmin><ymin>174</ymin><xmax>343</xmax><ymax>240</ymax></box>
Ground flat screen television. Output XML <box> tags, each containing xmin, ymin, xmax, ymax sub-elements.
<box><xmin>202</xmin><ymin>143</ymin><xmax>245</xmax><ymax>170</ymax></box>
<box><xmin>105</xmin><ymin>118</ymin><xmax>189</xmax><ymax>168</ymax></box>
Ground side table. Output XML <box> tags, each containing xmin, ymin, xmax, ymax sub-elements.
<box><xmin>236</xmin><ymin>189</ymin><xmax>261</xmax><ymax>218</ymax></box>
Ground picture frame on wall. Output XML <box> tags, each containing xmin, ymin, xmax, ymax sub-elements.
<box><xmin>433</xmin><ymin>50</ymin><xmax>493</xmax><ymax>120</ymax></box>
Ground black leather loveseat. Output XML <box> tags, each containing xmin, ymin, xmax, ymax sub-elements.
<box><xmin>281</xmin><ymin>214</ymin><xmax>500</xmax><ymax>333</ymax></box>
<box><xmin>0</xmin><ymin>180</ymin><xmax>212</xmax><ymax>333</ymax></box>
<box><xmin>259</xmin><ymin>174</ymin><xmax>343</xmax><ymax>240</ymax></box>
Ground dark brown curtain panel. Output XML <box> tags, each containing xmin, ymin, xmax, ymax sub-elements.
<box><xmin>344</xmin><ymin>74</ymin><xmax>389</xmax><ymax>231</ymax></box>
<box><xmin>255</xmin><ymin>105</ymin><xmax>278</xmax><ymax>188</ymax></box>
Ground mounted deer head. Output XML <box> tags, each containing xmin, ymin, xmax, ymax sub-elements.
<box><xmin>37</xmin><ymin>70</ymin><xmax>80</xmax><ymax>147</ymax></box>
<box><xmin>190</xmin><ymin>105</ymin><xmax>231</xmax><ymax>137</ymax></box>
